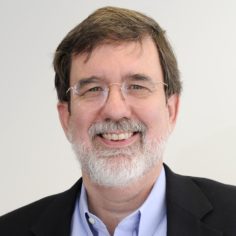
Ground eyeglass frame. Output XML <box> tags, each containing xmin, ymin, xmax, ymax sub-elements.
<box><xmin>66</xmin><ymin>77</ymin><xmax>168</xmax><ymax>105</ymax></box>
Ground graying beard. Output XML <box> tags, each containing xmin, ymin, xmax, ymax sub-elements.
<box><xmin>72</xmin><ymin>138</ymin><xmax>166</xmax><ymax>187</ymax></box>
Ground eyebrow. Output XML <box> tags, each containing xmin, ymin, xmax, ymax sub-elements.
<box><xmin>125</xmin><ymin>73</ymin><xmax>154</xmax><ymax>83</ymax></box>
<box><xmin>76</xmin><ymin>76</ymin><xmax>102</xmax><ymax>87</ymax></box>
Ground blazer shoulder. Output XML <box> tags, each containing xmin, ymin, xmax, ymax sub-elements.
<box><xmin>164</xmin><ymin>164</ymin><xmax>236</xmax><ymax>234</ymax></box>
<box><xmin>191</xmin><ymin>176</ymin><xmax>236</xmax><ymax>226</ymax></box>
<box><xmin>0</xmin><ymin>192</ymin><xmax>62</xmax><ymax>226</ymax></box>
<box><xmin>192</xmin><ymin>176</ymin><xmax>236</xmax><ymax>204</ymax></box>
<box><xmin>0</xmin><ymin>179</ymin><xmax>82</xmax><ymax>235</ymax></box>
<box><xmin>165</xmin><ymin>164</ymin><xmax>236</xmax><ymax>207</ymax></box>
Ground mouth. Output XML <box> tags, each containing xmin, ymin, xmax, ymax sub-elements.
<box><xmin>100</xmin><ymin>132</ymin><xmax>134</xmax><ymax>141</ymax></box>
<box><xmin>96</xmin><ymin>131</ymin><xmax>139</xmax><ymax>147</ymax></box>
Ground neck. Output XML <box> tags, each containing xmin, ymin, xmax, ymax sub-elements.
<box><xmin>82</xmin><ymin>162</ymin><xmax>163</xmax><ymax>235</ymax></box>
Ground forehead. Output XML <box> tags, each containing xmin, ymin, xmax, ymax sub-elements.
<box><xmin>70</xmin><ymin>37</ymin><xmax>163</xmax><ymax>84</ymax></box>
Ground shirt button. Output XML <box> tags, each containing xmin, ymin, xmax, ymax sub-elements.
<box><xmin>88</xmin><ymin>217</ymin><xmax>95</xmax><ymax>225</ymax></box>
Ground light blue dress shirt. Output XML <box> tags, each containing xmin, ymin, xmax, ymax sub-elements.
<box><xmin>71</xmin><ymin>167</ymin><xmax>167</xmax><ymax>236</ymax></box>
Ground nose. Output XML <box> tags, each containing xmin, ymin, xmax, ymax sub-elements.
<box><xmin>99</xmin><ymin>85</ymin><xmax>132</xmax><ymax>121</ymax></box>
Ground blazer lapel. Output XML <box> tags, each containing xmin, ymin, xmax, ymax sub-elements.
<box><xmin>164</xmin><ymin>164</ymin><xmax>223</xmax><ymax>236</ymax></box>
<box><xmin>30</xmin><ymin>179</ymin><xmax>82</xmax><ymax>236</ymax></box>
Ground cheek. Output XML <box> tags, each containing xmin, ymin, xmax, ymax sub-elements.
<box><xmin>69</xmin><ymin>107</ymin><xmax>97</xmax><ymax>143</ymax></box>
<box><xmin>136</xmin><ymin>104</ymin><xmax>170</xmax><ymax>139</ymax></box>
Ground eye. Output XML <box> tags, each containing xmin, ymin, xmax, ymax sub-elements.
<box><xmin>87</xmin><ymin>86</ymin><xmax>103</xmax><ymax>92</ymax></box>
<box><xmin>79</xmin><ymin>85</ymin><xmax>105</xmax><ymax>97</ymax></box>
<box><xmin>128</xmin><ymin>84</ymin><xmax>148</xmax><ymax>90</ymax></box>
<box><xmin>128</xmin><ymin>84</ymin><xmax>151</xmax><ymax>92</ymax></box>
<box><xmin>125</xmin><ymin>82</ymin><xmax>153</xmax><ymax>98</ymax></box>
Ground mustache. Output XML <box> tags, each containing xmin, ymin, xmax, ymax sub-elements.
<box><xmin>88</xmin><ymin>118</ymin><xmax>147</xmax><ymax>139</ymax></box>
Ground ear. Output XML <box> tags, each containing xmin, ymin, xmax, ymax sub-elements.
<box><xmin>167</xmin><ymin>94</ymin><xmax>180</xmax><ymax>131</ymax></box>
<box><xmin>57</xmin><ymin>102</ymin><xmax>70</xmax><ymax>138</ymax></box>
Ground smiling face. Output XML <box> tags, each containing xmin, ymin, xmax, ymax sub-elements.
<box><xmin>58</xmin><ymin>37</ymin><xmax>179</xmax><ymax>187</ymax></box>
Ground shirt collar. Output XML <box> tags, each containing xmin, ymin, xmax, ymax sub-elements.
<box><xmin>138</xmin><ymin>166</ymin><xmax>166</xmax><ymax>235</ymax></box>
<box><xmin>77</xmin><ymin>166</ymin><xmax>166</xmax><ymax>235</ymax></box>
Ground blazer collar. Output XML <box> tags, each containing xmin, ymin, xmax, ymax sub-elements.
<box><xmin>164</xmin><ymin>164</ymin><xmax>223</xmax><ymax>236</ymax></box>
<box><xmin>30</xmin><ymin>179</ymin><xmax>82</xmax><ymax>236</ymax></box>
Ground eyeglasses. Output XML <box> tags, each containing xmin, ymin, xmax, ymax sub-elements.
<box><xmin>66</xmin><ymin>77</ymin><xmax>167</xmax><ymax>107</ymax></box>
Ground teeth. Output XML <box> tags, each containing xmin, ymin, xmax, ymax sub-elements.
<box><xmin>102</xmin><ymin>132</ymin><xmax>133</xmax><ymax>141</ymax></box>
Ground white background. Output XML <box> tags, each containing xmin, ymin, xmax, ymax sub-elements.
<box><xmin>0</xmin><ymin>0</ymin><xmax>235</xmax><ymax>215</ymax></box>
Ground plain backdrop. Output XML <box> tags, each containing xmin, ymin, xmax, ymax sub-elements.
<box><xmin>0</xmin><ymin>0</ymin><xmax>236</xmax><ymax>216</ymax></box>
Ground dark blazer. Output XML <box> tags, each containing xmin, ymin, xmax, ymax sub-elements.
<box><xmin>0</xmin><ymin>165</ymin><xmax>236</xmax><ymax>236</ymax></box>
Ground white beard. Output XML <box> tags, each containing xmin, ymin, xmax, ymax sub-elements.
<box><xmin>69</xmin><ymin>119</ymin><xmax>169</xmax><ymax>187</ymax></box>
<box><xmin>71</xmin><ymin>137</ymin><xmax>167</xmax><ymax>187</ymax></box>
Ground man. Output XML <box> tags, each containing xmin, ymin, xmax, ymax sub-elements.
<box><xmin>0</xmin><ymin>6</ymin><xmax>235</xmax><ymax>236</ymax></box>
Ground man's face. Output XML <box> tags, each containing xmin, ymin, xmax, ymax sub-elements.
<box><xmin>58</xmin><ymin>37</ymin><xmax>179</xmax><ymax>186</ymax></box>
